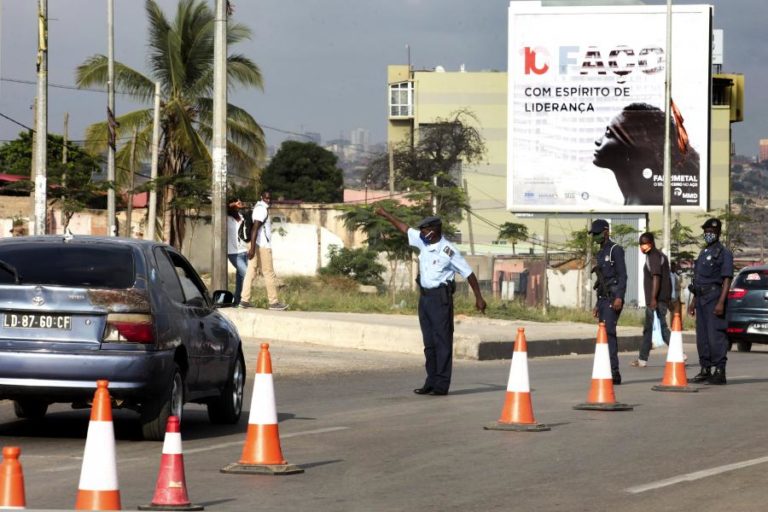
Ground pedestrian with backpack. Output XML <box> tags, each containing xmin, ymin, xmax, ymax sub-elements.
<box><xmin>227</xmin><ymin>199</ymin><xmax>249</xmax><ymax>305</ymax></box>
<box><xmin>239</xmin><ymin>190</ymin><xmax>289</xmax><ymax>311</ymax></box>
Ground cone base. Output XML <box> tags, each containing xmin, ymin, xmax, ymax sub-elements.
<box><xmin>573</xmin><ymin>402</ymin><xmax>633</xmax><ymax>411</ymax></box>
<box><xmin>652</xmin><ymin>384</ymin><xmax>699</xmax><ymax>393</ymax></box>
<box><xmin>220</xmin><ymin>462</ymin><xmax>304</xmax><ymax>475</ymax></box>
<box><xmin>138</xmin><ymin>503</ymin><xmax>204</xmax><ymax>511</ymax></box>
<box><xmin>484</xmin><ymin>421</ymin><xmax>550</xmax><ymax>432</ymax></box>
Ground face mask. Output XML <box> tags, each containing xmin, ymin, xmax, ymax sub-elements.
<box><xmin>420</xmin><ymin>230</ymin><xmax>436</xmax><ymax>245</ymax></box>
<box><xmin>704</xmin><ymin>232</ymin><xmax>718</xmax><ymax>245</ymax></box>
<box><xmin>639</xmin><ymin>243</ymin><xmax>652</xmax><ymax>254</ymax></box>
<box><xmin>592</xmin><ymin>233</ymin><xmax>603</xmax><ymax>243</ymax></box>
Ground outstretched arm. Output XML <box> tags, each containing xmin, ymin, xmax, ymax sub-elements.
<box><xmin>467</xmin><ymin>273</ymin><xmax>487</xmax><ymax>313</ymax></box>
<box><xmin>375</xmin><ymin>207</ymin><xmax>409</xmax><ymax>235</ymax></box>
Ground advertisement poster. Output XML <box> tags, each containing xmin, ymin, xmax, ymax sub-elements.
<box><xmin>507</xmin><ymin>2</ymin><xmax>712</xmax><ymax>213</ymax></box>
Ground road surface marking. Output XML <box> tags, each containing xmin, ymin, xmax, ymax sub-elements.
<box><xmin>626</xmin><ymin>455</ymin><xmax>768</xmax><ymax>493</ymax></box>
<box><xmin>34</xmin><ymin>426</ymin><xmax>349</xmax><ymax>472</ymax></box>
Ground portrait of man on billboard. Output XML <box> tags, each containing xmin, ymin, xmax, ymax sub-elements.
<box><xmin>592</xmin><ymin>101</ymin><xmax>701</xmax><ymax>206</ymax></box>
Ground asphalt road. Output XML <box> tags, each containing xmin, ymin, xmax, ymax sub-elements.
<box><xmin>3</xmin><ymin>339</ymin><xmax>768</xmax><ymax>511</ymax></box>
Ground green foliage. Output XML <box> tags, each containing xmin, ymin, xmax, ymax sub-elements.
<box><xmin>0</xmin><ymin>131</ymin><xmax>107</xmax><ymax>225</ymax></box>
<box><xmin>261</xmin><ymin>141</ymin><xmax>343</xmax><ymax>203</ymax></box>
<box><xmin>318</xmin><ymin>246</ymin><xmax>385</xmax><ymax>287</ymax></box>
<box><xmin>76</xmin><ymin>0</ymin><xmax>265</xmax><ymax>248</ymax></box>
<box><xmin>497</xmin><ymin>222</ymin><xmax>529</xmax><ymax>255</ymax></box>
<box><xmin>610</xmin><ymin>223</ymin><xmax>639</xmax><ymax>248</ymax></box>
<box><xmin>670</xmin><ymin>218</ymin><xmax>698</xmax><ymax>265</ymax></box>
<box><xmin>340</xmin><ymin>200</ymin><xmax>419</xmax><ymax>263</ymax></box>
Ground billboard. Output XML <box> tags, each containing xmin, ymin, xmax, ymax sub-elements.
<box><xmin>507</xmin><ymin>2</ymin><xmax>712</xmax><ymax>213</ymax></box>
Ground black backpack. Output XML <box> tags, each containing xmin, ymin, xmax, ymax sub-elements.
<box><xmin>237</xmin><ymin>209</ymin><xmax>254</xmax><ymax>243</ymax></box>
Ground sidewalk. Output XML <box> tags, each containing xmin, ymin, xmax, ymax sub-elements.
<box><xmin>222</xmin><ymin>309</ymin><xmax>696</xmax><ymax>361</ymax></box>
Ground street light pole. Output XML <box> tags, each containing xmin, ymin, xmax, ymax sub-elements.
<box><xmin>211</xmin><ymin>0</ymin><xmax>228</xmax><ymax>291</ymax></box>
<box><xmin>147</xmin><ymin>82</ymin><xmax>161</xmax><ymax>241</ymax></box>
<box><xmin>33</xmin><ymin>0</ymin><xmax>47</xmax><ymax>236</ymax></box>
<box><xmin>662</xmin><ymin>0</ymin><xmax>673</xmax><ymax>257</ymax></box>
<box><xmin>106</xmin><ymin>0</ymin><xmax>116</xmax><ymax>236</ymax></box>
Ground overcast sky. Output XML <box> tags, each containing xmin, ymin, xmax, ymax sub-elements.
<box><xmin>0</xmin><ymin>0</ymin><xmax>765</xmax><ymax>157</ymax></box>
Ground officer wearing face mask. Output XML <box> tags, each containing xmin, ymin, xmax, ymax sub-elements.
<box><xmin>375</xmin><ymin>207</ymin><xmax>487</xmax><ymax>396</ymax></box>
<box><xmin>590</xmin><ymin>219</ymin><xmax>627</xmax><ymax>385</ymax></box>
<box><xmin>687</xmin><ymin>218</ymin><xmax>733</xmax><ymax>385</ymax></box>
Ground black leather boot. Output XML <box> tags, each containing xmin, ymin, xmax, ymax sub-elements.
<box><xmin>690</xmin><ymin>367</ymin><xmax>711</xmax><ymax>383</ymax></box>
<box><xmin>708</xmin><ymin>367</ymin><xmax>726</xmax><ymax>385</ymax></box>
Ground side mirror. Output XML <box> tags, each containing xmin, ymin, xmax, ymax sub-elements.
<box><xmin>212</xmin><ymin>290</ymin><xmax>235</xmax><ymax>307</ymax></box>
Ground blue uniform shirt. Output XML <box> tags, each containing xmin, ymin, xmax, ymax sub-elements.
<box><xmin>694</xmin><ymin>241</ymin><xmax>734</xmax><ymax>286</ymax></box>
<box><xmin>595</xmin><ymin>239</ymin><xmax>627</xmax><ymax>300</ymax></box>
<box><xmin>407</xmin><ymin>228</ymin><xmax>473</xmax><ymax>289</ymax></box>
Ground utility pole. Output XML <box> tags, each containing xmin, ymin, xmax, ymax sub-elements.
<box><xmin>211</xmin><ymin>0</ymin><xmax>228</xmax><ymax>291</ymax></box>
<box><xmin>33</xmin><ymin>0</ymin><xmax>47</xmax><ymax>236</ymax></box>
<box><xmin>124</xmin><ymin>126</ymin><xmax>138</xmax><ymax>237</ymax></box>
<box><xmin>432</xmin><ymin>175</ymin><xmax>438</xmax><ymax>215</ymax></box>
<box><xmin>543</xmin><ymin>217</ymin><xmax>549</xmax><ymax>315</ymax></box>
<box><xmin>106</xmin><ymin>0</ymin><xmax>116</xmax><ymax>236</ymax></box>
<box><xmin>661</xmin><ymin>0</ymin><xmax>673</xmax><ymax>257</ymax></box>
<box><xmin>147</xmin><ymin>82</ymin><xmax>160</xmax><ymax>241</ymax></box>
<box><xmin>388</xmin><ymin>143</ymin><xmax>395</xmax><ymax>195</ymax></box>
<box><xmin>463</xmin><ymin>178</ymin><xmax>475</xmax><ymax>255</ymax></box>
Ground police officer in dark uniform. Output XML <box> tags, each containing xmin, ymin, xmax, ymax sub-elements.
<box><xmin>687</xmin><ymin>218</ymin><xmax>733</xmax><ymax>385</ymax></box>
<box><xmin>375</xmin><ymin>207</ymin><xmax>487</xmax><ymax>395</ymax></box>
<box><xmin>590</xmin><ymin>219</ymin><xmax>627</xmax><ymax>385</ymax></box>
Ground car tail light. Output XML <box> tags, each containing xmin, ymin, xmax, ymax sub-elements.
<box><xmin>727</xmin><ymin>327</ymin><xmax>745</xmax><ymax>334</ymax></box>
<box><xmin>728</xmin><ymin>288</ymin><xmax>747</xmax><ymax>300</ymax></box>
<box><xmin>104</xmin><ymin>314</ymin><xmax>155</xmax><ymax>344</ymax></box>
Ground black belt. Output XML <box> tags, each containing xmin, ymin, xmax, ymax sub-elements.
<box><xmin>420</xmin><ymin>283</ymin><xmax>451</xmax><ymax>297</ymax></box>
<box><xmin>695</xmin><ymin>284</ymin><xmax>721</xmax><ymax>296</ymax></box>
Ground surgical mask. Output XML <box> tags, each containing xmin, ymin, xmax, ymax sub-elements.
<box><xmin>704</xmin><ymin>232</ymin><xmax>718</xmax><ymax>245</ymax></box>
<box><xmin>592</xmin><ymin>233</ymin><xmax>603</xmax><ymax>243</ymax></box>
<box><xmin>639</xmin><ymin>243</ymin><xmax>652</xmax><ymax>254</ymax></box>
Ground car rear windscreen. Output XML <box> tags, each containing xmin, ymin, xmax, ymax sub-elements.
<box><xmin>0</xmin><ymin>243</ymin><xmax>135</xmax><ymax>288</ymax></box>
<box><xmin>734</xmin><ymin>269</ymin><xmax>768</xmax><ymax>290</ymax></box>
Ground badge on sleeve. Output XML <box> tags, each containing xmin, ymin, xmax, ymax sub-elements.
<box><xmin>443</xmin><ymin>246</ymin><xmax>454</xmax><ymax>258</ymax></box>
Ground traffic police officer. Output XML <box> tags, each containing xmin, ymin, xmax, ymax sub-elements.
<box><xmin>375</xmin><ymin>207</ymin><xmax>487</xmax><ymax>395</ymax></box>
<box><xmin>687</xmin><ymin>218</ymin><xmax>733</xmax><ymax>385</ymax></box>
<box><xmin>590</xmin><ymin>219</ymin><xmax>627</xmax><ymax>385</ymax></box>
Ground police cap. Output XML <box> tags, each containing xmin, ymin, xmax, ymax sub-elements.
<box><xmin>589</xmin><ymin>219</ymin><xmax>610</xmax><ymax>234</ymax></box>
<box><xmin>701</xmin><ymin>218</ymin><xmax>722</xmax><ymax>231</ymax></box>
<box><xmin>417</xmin><ymin>216</ymin><xmax>442</xmax><ymax>229</ymax></box>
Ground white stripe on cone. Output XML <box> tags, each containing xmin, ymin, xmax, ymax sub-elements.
<box><xmin>507</xmin><ymin>350</ymin><xmax>530</xmax><ymax>392</ymax></box>
<box><xmin>248</xmin><ymin>374</ymin><xmax>278</xmax><ymax>425</ymax></box>
<box><xmin>667</xmin><ymin>330</ymin><xmax>685</xmax><ymax>362</ymax></box>
<box><xmin>78</xmin><ymin>421</ymin><xmax>118</xmax><ymax>490</ymax></box>
<box><xmin>591</xmin><ymin>343</ymin><xmax>613</xmax><ymax>379</ymax></box>
<box><xmin>162</xmin><ymin>432</ymin><xmax>182</xmax><ymax>456</ymax></box>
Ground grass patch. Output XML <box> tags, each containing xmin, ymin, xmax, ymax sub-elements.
<box><xmin>237</xmin><ymin>275</ymin><xmax>698</xmax><ymax>329</ymax></box>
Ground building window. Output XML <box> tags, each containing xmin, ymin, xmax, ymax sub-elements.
<box><xmin>389</xmin><ymin>81</ymin><xmax>413</xmax><ymax>117</ymax></box>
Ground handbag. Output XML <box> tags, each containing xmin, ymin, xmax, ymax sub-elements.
<box><xmin>651</xmin><ymin>312</ymin><xmax>665</xmax><ymax>348</ymax></box>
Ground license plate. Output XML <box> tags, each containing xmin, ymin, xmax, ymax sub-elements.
<box><xmin>747</xmin><ymin>323</ymin><xmax>768</xmax><ymax>334</ymax></box>
<box><xmin>3</xmin><ymin>313</ymin><xmax>72</xmax><ymax>330</ymax></box>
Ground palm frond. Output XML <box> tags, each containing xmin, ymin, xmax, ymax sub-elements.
<box><xmin>75</xmin><ymin>56</ymin><xmax>155</xmax><ymax>102</ymax></box>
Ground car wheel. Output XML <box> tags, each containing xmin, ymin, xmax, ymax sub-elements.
<box><xmin>13</xmin><ymin>399</ymin><xmax>48</xmax><ymax>420</ymax></box>
<box><xmin>141</xmin><ymin>363</ymin><xmax>184</xmax><ymax>441</ymax></box>
<box><xmin>738</xmin><ymin>341</ymin><xmax>753</xmax><ymax>352</ymax></box>
<box><xmin>207</xmin><ymin>350</ymin><xmax>245</xmax><ymax>424</ymax></box>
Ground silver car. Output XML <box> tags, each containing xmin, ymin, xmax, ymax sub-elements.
<box><xmin>0</xmin><ymin>235</ymin><xmax>245</xmax><ymax>440</ymax></box>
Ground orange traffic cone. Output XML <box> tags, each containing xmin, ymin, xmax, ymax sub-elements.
<box><xmin>0</xmin><ymin>446</ymin><xmax>26</xmax><ymax>509</ymax></box>
<box><xmin>574</xmin><ymin>322</ymin><xmax>633</xmax><ymax>411</ymax></box>
<box><xmin>75</xmin><ymin>380</ymin><xmax>121</xmax><ymax>511</ymax></box>
<box><xmin>485</xmin><ymin>328</ymin><xmax>550</xmax><ymax>432</ymax></box>
<box><xmin>653</xmin><ymin>313</ymin><xmax>698</xmax><ymax>393</ymax></box>
<box><xmin>139</xmin><ymin>416</ymin><xmax>203</xmax><ymax>511</ymax></box>
<box><xmin>221</xmin><ymin>343</ymin><xmax>303</xmax><ymax>475</ymax></box>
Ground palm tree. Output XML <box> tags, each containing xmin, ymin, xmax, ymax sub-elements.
<box><xmin>498</xmin><ymin>222</ymin><xmax>529</xmax><ymax>255</ymax></box>
<box><xmin>76</xmin><ymin>0</ymin><xmax>265</xmax><ymax>247</ymax></box>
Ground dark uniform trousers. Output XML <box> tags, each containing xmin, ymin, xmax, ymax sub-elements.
<box><xmin>418</xmin><ymin>285</ymin><xmax>454</xmax><ymax>393</ymax></box>
<box><xmin>597</xmin><ymin>297</ymin><xmax>621</xmax><ymax>373</ymax></box>
<box><xmin>695</xmin><ymin>288</ymin><xmax>728</xmax><ymax>369</ymax></box>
